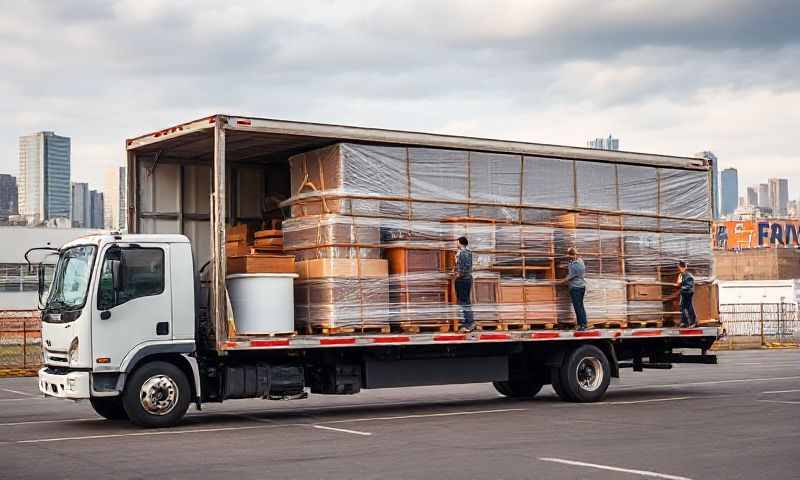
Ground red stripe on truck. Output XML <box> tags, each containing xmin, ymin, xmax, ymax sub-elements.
<box><xmin>679</xmin><ymin>328</ymin><xmax>704</xmax><ymax>335</ymax></box>
<box><xmin>631</xmin><ymin>330</ymin><xmax>662</xmax><ymax>337</ymax></box>
<box><xmin>479</xmin><ymin>333</ymin><xmax>512</xmax><ymax>341</ymax></box>
<box><xmin>573</xmin><ymin>330</ymin><xmax>601</xmax><ymax>338</ymax></box>
<box><xmin>236</xmin><ymin>119</ymin><xmax>252</xmax><ymax>126</ymax></box>
<box><xmin>531</xmin><ymin>332</ymin><xmax>560</xmax><ymax>339</ymax></box>
<box><xmin>319</xmin><ymin>337</ymin><xmax>357</xmax><ymax>346</ymax></box>
<box><xmin>372</xmin><ymin>336</ymin><xmax>410</xmax><ymax>344</ymax></box>
<box><xmin>434</xmin><ymin>334</ymin><xmax>466</xmax><ymax>341</ymax></box>
<box><xmin>250</xmin><ymin>339</ymin><xmax>291</xmax><ymax>347</ymax></box>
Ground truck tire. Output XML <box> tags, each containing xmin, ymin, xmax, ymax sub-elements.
<box><xmin>549</xmin><ymin>367</ymin><xmax>573</xmax><ymax>402</ymax></box>
<box><xmin>121</xmin><ymin>361</ymin><xmax>191</xmax><ymax>428</ymax></box>
<box><xmin>558</xmin><ymin>345</ymin><xmax>611</xmax><ymax>403</ymax></box>
<box><xmin>493</xmin><ymin>380</ymin><xmax>543</xmax><ymax>398</ymax></box>
<box><xmin>90</xmin><ymin>396</ymin><xmax>128</xmax><ymax>420</ymax></box>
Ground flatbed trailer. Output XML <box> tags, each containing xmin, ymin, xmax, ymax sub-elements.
<box><xmin>33</xmin><ymin>115</ymin><xmax>719</xmax><ymax>427</ymax></box>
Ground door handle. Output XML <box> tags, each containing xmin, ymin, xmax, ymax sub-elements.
<box><xmin>156</xmin><ymin>322</ymin><xmax>169</xmax><ymax>335</ymax></box>
<box><xmin>100</xmin><ymin>311</ymin><xmax>111</xmax><ymax>320</ymax></box>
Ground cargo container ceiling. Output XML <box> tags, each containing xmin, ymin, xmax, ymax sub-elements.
<box><xmin>126</xmin><ymin>115</ymin><xmax>709</xmax><ymax>170</ymax></box>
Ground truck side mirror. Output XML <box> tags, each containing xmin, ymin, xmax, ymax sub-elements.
<box><xmin>37</xmin><ymin>264</ymin><xmax>46</xmax><ymax>304</ymax></box>
<box><xmin>110</xmin><ymin>259</ymin><xmax>125</xmax><ymax>292</ymax></box>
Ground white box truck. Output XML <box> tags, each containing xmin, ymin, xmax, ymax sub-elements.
<box><xmin>33</xmin><ymin>115</ymin><xmax>719</xmax><ymax>427</ymax></box>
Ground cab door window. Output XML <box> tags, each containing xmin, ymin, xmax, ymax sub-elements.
<box><xmin>98</xmin><ymin>247</ymin><xmax>165</xmax><ymax>310</ymax></box>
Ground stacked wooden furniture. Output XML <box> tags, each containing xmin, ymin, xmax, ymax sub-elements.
<box><xmin>284</xmin><ymin>216</ymin><xmax>390</xmax><ymax>334</ymax></box>
<box><xmin>281</xmin><ymin>143</ymin><xmax>717</xmax><ymax>335</ymax></box>
<box><xmin>225</xmin><ymin>224</ymin><xmax>295</xmax><ymax>274</ymax></box>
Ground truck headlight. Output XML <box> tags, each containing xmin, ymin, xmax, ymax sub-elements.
<box><xmin>68</xmin><ymin>337</ymin><xmax>79</xmax><ymax>365</ymax></box>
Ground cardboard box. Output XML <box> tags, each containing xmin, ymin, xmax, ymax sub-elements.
<box><xmin>295</xmin><ymin>259</ymin><xmax>389</xmax><ymax>279</ymax></box>
<box><xmin>227</xmin><ymin>255</ymin><xmax>295</xmax><ymax>274</ymax></box>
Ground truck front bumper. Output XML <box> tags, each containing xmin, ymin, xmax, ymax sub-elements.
<box><xmin>38</xmin><ymin>368</ymin><xmax>91</xmax><ymax>400</ymax></box>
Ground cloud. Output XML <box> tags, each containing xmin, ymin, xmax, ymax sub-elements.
<box><xmin>0</xmin><ymin>0</ymin><xmax>799</xmax><ymax>197</ymax></box>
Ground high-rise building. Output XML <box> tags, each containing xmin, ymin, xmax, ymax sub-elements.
<box><xmin>769</xmin><ymin>178</ymin><xmax>789</xmax><ymax>217</ymax></box>
<box><xmin>587</xmin><ymin>134</ymin><xmax>619</xmax><ymax>151</ymax></box>
<box><xmin>696</xmin><ymin>151</ymin><xmax>719</xmax><ymax>218</ymax></box>
<box><xmin>18</xmin><ymin>131</ymin><xmax>71</xmax><ymax>223</ymax></box>
<box><xmin>720</xmin><ymin>167</ymin><xmax>738</xmax><ymax>217</ymax></box>
<box><xmin>758</xmin><ymin>183</ymin><xmax>770</xmax><ymax>208</ymax></box>
<box><xmin>71</xmin><ymin>182</ymin><xmax>91</xmax><ymax>228</ymax></box>
<box><xmin>746</xmin><ymin>186</ymin><xmax>758</xmax><ymax>207</ymax></box>
<box><xmin>788</xmin><ymin>200</ymin><xmax>799</xmax><ymax>218</ymax></box>
<box><xmin>90</xmin><ymin>190</ymin><xmax>104</xmax><ymax>229</ymax></box>
<box><xmin>0</xmin><ymin>174</ymin><xmax>18</xmax><ymax>219</ymax></box>
<box><xmin>104</xmin><ymin>166</ymin><xmax>127</xmax><ymax>231</ymax></box>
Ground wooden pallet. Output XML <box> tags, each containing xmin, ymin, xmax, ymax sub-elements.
<box><xmin>305</xmin><ymin>324</ymin><xmax>391</xmax><ymax>335</ymax></box>
<box><xmin>529</xmin><ymin>322</ymin><xmax>559</xmax><ymax>330</ymax></box>
<box><xmin>589</xmin><ymin>320</ymin><xmax>628</xmax><ymax>329</ymax></box>
<box><xmin>626</xmin><ymin>320</ymin><xmax>663</xmax><ymax>328</ymax></box>
<box><xmin>502</xmin><ymin>321</ymin><xmax>531</xmax><ymax>331</ymax></box>
<box><xmin>398</xmin><ymin>322</ymin><xmax>452</xmax><ymax>334</ymax></box>
<box><xmin>473</xmin><ymin>321</ymin><xmax>507</xmax><ymax>332</ymax></box>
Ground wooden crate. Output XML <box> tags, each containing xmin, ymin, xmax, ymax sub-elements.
<box><xmin>627</xmin><ymin>283</ymin><xmax>664</xmax><ymax>301</ymax></box>
<box><xmin>227</xmin><ymin>255</ymin><xmax>295</xmax><ymax>274</ymax></box>
<box><xmin>386</xmin><ymin>248</ymin><xmax>445</xmax><ymax>274</ymax></box>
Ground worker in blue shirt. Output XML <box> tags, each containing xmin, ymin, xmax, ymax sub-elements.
<box><xmin>558</xmin><ymin>247</ymin><xmax>588</xmax><ymax>330</ymax></box>
<box><xmin>452</xmin><ymin>236</ymin><xmax>475</xmax><ymax>332</ymax></box>
<box><xmin>675</xmin><ymin>260</ymin><xmax>697</xmax><ymax>327</ymax></box>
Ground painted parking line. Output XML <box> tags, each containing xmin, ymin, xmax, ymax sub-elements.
<box><xmin>616</xmin><ymin>375</ymin><xmax>800</xmax><ymax>390</ymax></box>
<box><xmin>761</xmin><ymin>389</ymin><xmax>800</xmax><ymax>395</ymax></box>
<box><xmin>539</xmin><ymin>457</ymin><xmax>693</xmax><ymax>480</ymax></box>
<box><xmin>591</xmin><ymin>396</ymin><xmax>691</xmax><ymax>405</ymax></box>
<box><xmin>312</xmin><ymin>425</ymin><xmax>372</xmax><ymax>436</ymax></box>
<box><xmin>0</xmin><ymin>417</ymin><xmax>102</xmax><ymax>427</ymax></box>
<box><xmin>759</xmin><ymin>399</ymin><xmax>800</xmax><ymax>405</ymax></box>
<box><xmin>1</xmin><ymin>388</ymin><xmax>36</xmax><ymax>397</ymax></box>
<box><xmin>323</xmin><ymin>408</ymin><xmax>527</xmax><ymax>424</ymax></box>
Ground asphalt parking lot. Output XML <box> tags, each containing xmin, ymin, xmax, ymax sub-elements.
<box><xmin>1</xmin><ymin>349</ymin><xmax>799</xmax><ymax>480</ymax></box>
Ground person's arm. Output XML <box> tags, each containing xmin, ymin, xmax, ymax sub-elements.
<box><xmin>675</xmin><ymin>273</ymin><xmax>682</xmax><ymax>288</ymax></box>
<box><xmin>453</xmin><ymin>250</ymin><xmax>462</xmax><ymax>279</ymax></box>
<box><xmin>559</xmin><ymin>262</ymin><xmax>576</xmax><ymax>286</ymax></box>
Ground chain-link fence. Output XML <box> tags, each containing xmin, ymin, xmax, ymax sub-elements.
<box><xmin>718</xmin><ymin>303</ymin><xmax>800</xmax><ymax>349</ymax></box>
<box><xmin>0</xmin><ymin>310</ymin><xmax>41</xmax><ymax>376</ymax></box>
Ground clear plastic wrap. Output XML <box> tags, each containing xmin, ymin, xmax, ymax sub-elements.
<box><xmin>276</xmin><ymin>143</ymin><xmax>715</xmax><ymax>334</ymax></box>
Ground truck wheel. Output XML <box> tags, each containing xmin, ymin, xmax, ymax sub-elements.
<box><xmin>549</xmin><ymin>367</ymin><xmax>573</xmax><ymax>402</ymax></box>
<box><xmin>122</xmin><ymin>361</ymin><xmax>191</xmax><ymax>428</ymax></box>
<box><xmin>493</xmin><ymin>380</ymin><xmax>543</xmax><ymax>398</ymax></box>
<box><xmin>558</xmin><ymin>345</ymin><xmax>610</xmax><ymax>403</ymax></box>
<box><xmin>90</xmin><ymin>396</ymin><xmax>128</xmax><ymax>420</ymax></box>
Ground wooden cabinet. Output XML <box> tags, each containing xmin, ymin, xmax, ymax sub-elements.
<box><xmin>627</xmin><ymin>283</ymin><xmax>664</xmax><ymax>301</ymax></box>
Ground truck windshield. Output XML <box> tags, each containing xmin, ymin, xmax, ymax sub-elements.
<box><xmin>44</xmin><ymin>245</ymin><xmax>96</xmax><ymax>317</ymax></box>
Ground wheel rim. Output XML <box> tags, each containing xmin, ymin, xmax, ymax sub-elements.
<box><xmin>139</xmin><ymin>374</ymin><xmax>179</xmax><ymax>416</ymax></box>
<box><xmin>576</xmin><ymin>357</ymin><xmax>603</xmax><ymax>392</ymax></box>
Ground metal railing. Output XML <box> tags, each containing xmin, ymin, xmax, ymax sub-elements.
<box><xmin>719</xmin><ymin>303</ymin><xmax>799</xmax><ymax>348</ymax></box>
<box><xmin>0</xmin><ymin>309</ymin><xmax>41</xmax><ymax>375</ymax></box>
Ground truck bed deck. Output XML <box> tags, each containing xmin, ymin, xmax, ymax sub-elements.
<box><xmin>222</xmin><ymin>325</ymin><xmax>720</xmax><ymax>350</ymax></box>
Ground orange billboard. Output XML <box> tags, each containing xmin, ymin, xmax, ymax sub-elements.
<box><xmin>714</xmin><ymin>220</ymin><xmax>800</xmax><ymax>250</ymax></box>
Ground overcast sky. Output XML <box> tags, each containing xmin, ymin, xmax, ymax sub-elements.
<box><xmin>1</xmin><ymin>0</ymin><xmax>799</xmax><ymax>199</ymax></box>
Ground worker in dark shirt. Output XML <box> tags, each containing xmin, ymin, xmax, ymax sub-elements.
<box><xmin>453</xmin><ymin>236</ymin><xmax>475</xmax><ymax>332</ymax></box>
<box><xmin>675</xmin><ymin>260</ymin><xmax>697</xmax><ymax>327</ymax></box>
<box><xmin>558</xmin><ymin>247</ymin><xmax>588</xmax><ymax>330</ymax></box>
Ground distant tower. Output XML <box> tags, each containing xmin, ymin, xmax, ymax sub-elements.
<box><xmin>746</xmin><ymin>186</ymin><xmax>758</xmax><ymax>207</ymax></box>
<box><xmin>769</xmin><ymin>178</ymin><xmax>789</xmax><ymax>217</ymax></box>
<box><xmin>18</xmin><ymin>131</ymin><xmax>71</xmax><ymax>223</ymax></box>
<box><xmin>720</xmin><ymin>167</ymin><xmax>738</xmax><ymax>217</ymax></box>
<box><xmin>104</xmin><ymin>166</ymin><xmax>127</xmax><ymax>231</ymax></box>
<box><xmin>587</xmin><ymin>134</ymin><xmax>619</xmax><ymax>151</ymax></box>
<box><xmin>758</xmin><ymin>183</ymin><xmax>770</xmax><ymax>208</ymax></box>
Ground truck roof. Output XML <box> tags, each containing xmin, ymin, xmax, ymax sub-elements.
<box><xmin>62</xmin><ymin>234</ymin><xmax>191</xmax><ymax>250</ymax></box>
<box><xmin>126</xmin><ymin>114</ymin><xmax>709</xmax><ymax>171</ymax></box>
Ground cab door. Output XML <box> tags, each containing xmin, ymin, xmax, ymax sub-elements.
<box><xmin>92</xmin><ymin>243</ymin><xmax>172</xmax><ymax>371</ymax></box>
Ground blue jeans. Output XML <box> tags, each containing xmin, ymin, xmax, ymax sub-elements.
<box><xmin>569</xmin><ymin>287</ymin><xmax>587</xmax><ymax>328</ymax></box>
<box><xmin>680</xmin><ymin>292</ymin><xmax>696</xmax><ymax>326</ymax></box>
<box><xmin>455</xmin><ymin>277</ymin><xmax>474</xmax><ymax>327</ymax></box>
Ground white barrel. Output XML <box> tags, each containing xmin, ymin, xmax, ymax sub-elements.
<box><xmin>226</xmin><ymin>273</ymin><xmax>298</xmax><ymax>335</ymax></box>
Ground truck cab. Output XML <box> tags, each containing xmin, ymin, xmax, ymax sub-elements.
<box><xmin>37</xmin><ymin>234</ymin><xmax>199</xmax><ymax>425</ymax></box>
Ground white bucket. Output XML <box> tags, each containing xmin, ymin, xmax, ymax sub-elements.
<box><xmin>226</xmin><ymin>273</ymin><xmax>298</xmax><ymax>335</ymax></box>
